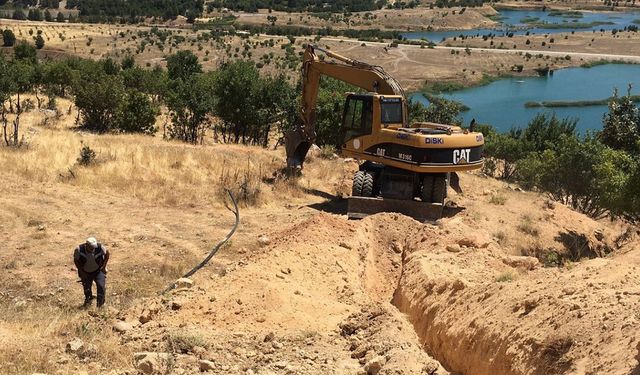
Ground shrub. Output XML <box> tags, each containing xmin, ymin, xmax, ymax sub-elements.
<box><xmin>77</xmin><ymin>145</ymin><xmax>97</xmax><ymax>166</ymax></box>
<box><xmin>2</xmin><ymin>29</ymin><xmax>16</xmax><ymax>47</ymax></box>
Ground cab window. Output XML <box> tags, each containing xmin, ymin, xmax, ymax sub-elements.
<box><xmin>342</xmin><ymin>96</ymin><xmax>373</xmax><ymax>143</ymax></box>
<box><xmin>380</xmin><ymin>98</ymin><xmax>403</xmax><ymax>124</ymax></box>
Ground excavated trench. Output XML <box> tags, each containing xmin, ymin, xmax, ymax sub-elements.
<box><xmin>359</xmin><ymin>223</ymin><xmax>528</xmax><ymax>375</ymax></box>
<box><xmin>386</xmin><ymin>247</ymin><xmax>511</xmax><ymax>375</ymax></box>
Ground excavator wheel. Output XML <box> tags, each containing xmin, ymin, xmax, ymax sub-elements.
<box><xmin>352</xmin><ymin>171</ymin><xmax>366</xmax><ymax>196</ymax></box>
<box><xmin>432</xmin><ymin>175</ymin><xmax>447</xmax><ymax>204</ymax></box>
<box><xmin>362</xmin><ymin>172</ymin><xmax>375</xmax><ymax>197</ymax></box>
<box><xmin>421</xmin><ymin>175</ymin><xmax>434</xmax><ymax>202</ymax></box>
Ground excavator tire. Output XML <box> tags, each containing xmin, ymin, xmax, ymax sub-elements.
<box><xmin>432</xmin><ymin>175</ymin><xmax>447</xmax><ymax>204</ymax></box>
<box><xmin>421</xmin><ymin>175</ymin><xmax>434</xmax><ymax>202</ymax></box>
<box><xmin>352</xmin><ymin>171</ymin><xmax>366</xmax><ymax>197</ymax></box>
<box><xmin>362</xmin><ymin>172</ymin><xmax>375</xmax><ymax>197</ymax></box>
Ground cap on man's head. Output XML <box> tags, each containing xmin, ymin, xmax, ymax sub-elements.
<box><xmin>85</xmin><ymin>237</ymin><xmax>98</xmax><ymax>249</ymax></box>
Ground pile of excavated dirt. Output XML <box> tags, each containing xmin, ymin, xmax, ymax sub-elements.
<box><xmin>117</xmin><ymin>213</ymin><xmax>448</xmax><ymax>374</ymax></box>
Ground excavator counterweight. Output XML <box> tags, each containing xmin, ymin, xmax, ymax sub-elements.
<box><xmin>285</xmin><ymin>45</ymin><xmax>484</xmax><ymax>221</ymax></box>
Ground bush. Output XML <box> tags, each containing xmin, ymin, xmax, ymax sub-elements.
<box><xmin>77</xmin><ymin>145</ymin><xmax>97</xmax><ymax>166</ymax></box>
<box><xmin>35</xmin><ymin>35</ymin><xmax>45</xmax><ymax>50</ymax></box>
<box><xmin>116</xmin><ymin>90</ymin><xmax>159</xmax><ymax>134</ymax></box>
<box><xmin>2</xmin><ymin>29</ymin><xmax>16</xmax><ymax>47</ymax></box>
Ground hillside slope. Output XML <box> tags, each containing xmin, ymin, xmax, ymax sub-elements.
<box><xmin>0</xmin><ymin>114</ymin><xmax>638</xmax><ymax>374</ymax></box>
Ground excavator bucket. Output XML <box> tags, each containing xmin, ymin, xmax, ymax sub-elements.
<box><xmin>347</xmin><ymin>197</ymin><xmax>444</xmax><ymax>222</ymax></box>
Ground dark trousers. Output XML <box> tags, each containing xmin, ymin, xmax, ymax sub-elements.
<box><xmin>80</xmin><ymin>270</ymin><xmax>106</xmax><ymax>306</ymax></box>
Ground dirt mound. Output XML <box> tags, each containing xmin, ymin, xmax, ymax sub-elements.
<box><xmin>112</xmin><ymin>213</ymin><xmax>446</xmax><ymax>374</ymax></box>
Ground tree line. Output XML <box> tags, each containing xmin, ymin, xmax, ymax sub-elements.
<box><xmin>0</xmin><ymin>37</ymin><xmax>300</xmax><ymax>147</ymax></box>
<box><xmin>467</xmin><ymin>92</ymin><xmax>640</xmax><ymax>222</ymax></box>
<box><xmin>207</xmin><ymin>0</ymin><xmax>386</xmax><ymax>13</ymax></box>
<box><xmin>2</xmin><ymin>33</ymin><xmax>639</xmax><ymax>220</ymax></box>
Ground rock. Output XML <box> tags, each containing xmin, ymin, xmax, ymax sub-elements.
<box><xmin>274</xmin><ymin>361</ymin><xmax>288</xmax><ymax>369</ymax></box>
<box><xmin>66</xmin><ymin>338</ymin><xmax>84</xmax><ymax>354</ymax></box>
<box><xmin>390</xmin><ymin>241</ymin><xmax>403</xmax><ymax>254</ymax></box>
<box><xmin>258</xmin><ymin>235</ymin><xmax>271</xmax><ymax>247</ymax></box>
<box><xmin>364</xmin><ymin>355</ymin><xmax>386</xmax><ymax>375</ymax></box>
<box><xmin>171</xmin><ymin>301</ymin><xmax>183</xmax><ymax>310</ymax></box>
<box><xmin>199</xmin><ymin>359</ymin><xmax>216</xmax><ymax>372</ymax></box>
<box><xmin>594</xmin><ymin>229</ymin><xmax>605</xmax><ymax>242</ymax></box>
<box><xmin>263</xmin><ymin>332</ymin><xmax>275</xmax><ymax>342</ymax></box>
<box><xmin>343</xmin><ymin>158</ymin><xmax>356</xmax><ymax>163</ymax></box>
<box><xmin>175</xmin><ymin>278</ymin><xmax>194</xmax><ymax>289</ymax></box>
<box><xmin>457</xmin><ymin>234</ymin><xmax>491</xmax><ymax>248</ymax></box>
<box><xmin>307</xmin><ymin>144</ymin><xmax>322</xmax><ymax>158</ymax></box>
<box><xmin>133</xmin><ymin>352</ymin><xmax>171</xmax><ymax>374</ymax></box>
<box><xmin>446</xmin><ymin>244</ymin><xmax>461</xmax><ymax>253</ymax></box>
<box><xmin>502</xmin><ymin>256</ymin><xmax>540</xmax><ymax>271</ymax></box>
<box><xmin>338</xmin><ymin>242</ymin><xmax>352</xmax><ymax>250</ymax></box>
<box><xmin>113</xmin><ymin>321</ymin><xmax>134</xmax><ymax>333</ymax></box>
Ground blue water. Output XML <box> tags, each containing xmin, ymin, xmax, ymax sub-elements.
<box><xmin>403</xmin><ymin>9</ymin><xmax>640</xmax><ymax>42</ymax></box>
<box><xmin>410</xmin><ymin>64</ymin><xmax>640</xmax><ymax>132</ymax></box>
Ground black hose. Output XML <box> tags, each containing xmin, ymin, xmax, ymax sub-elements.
<box><xmin>161</xmin><ymin>189</ymin><xmax>240</xmax><ymax>295</ymax></box>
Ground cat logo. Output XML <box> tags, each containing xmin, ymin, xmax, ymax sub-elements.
<box><xmin>453</xmin><ymin>149</ymin><xmax>471</xmax><ymax>164</ymax></box>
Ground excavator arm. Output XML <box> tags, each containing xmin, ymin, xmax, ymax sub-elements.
<box><xmin>285</xmin><ymin>45</ymin><xmax>407</xmax><ymax>170</ymax></box>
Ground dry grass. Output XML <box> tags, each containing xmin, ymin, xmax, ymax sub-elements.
<box><xmin>0</xmin><ymin>96</ymin><xmax>353</xmax><ymax>208</ymax></box>
<box><xmin>0</xmin><ymin>304</ymin><xmax>131</xmax><ymax>374</ymax></box>
<box><xmin>517</xmin><ymin>215</ymin><xmax>540</xmax><ymax>237</ymax></box>
<box><xmin>495</xmin><ymin>272</ymin><xmax>515</xmax><ymax>282</ymax></box>
<box><xmin>0</xmin><ymin>121</ymin><xmax>278</xmax><ymax>208</ymax></box>
<box><xmin>489</xmin><ymin>194</ymin><xmax>507</xmax><ymax>205</ymax></box>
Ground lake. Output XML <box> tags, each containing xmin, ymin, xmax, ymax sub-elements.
<box><xmin>410</xmin><ymin>64</ymin><xmax>640</xmax><ymax>132</ymax></box>
<box><xmin>403</xmin><ymin>9</ymin><xmax>640</xmax><ymax>42</ymax></box>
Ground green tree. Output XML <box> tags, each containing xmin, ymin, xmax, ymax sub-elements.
<box><xmin>3</xmin><ymin>61</ymin><xmax>35</xmax><ymax>146</ymax></box>
<box><xmin>13</xmin><ymin>9</ymin><xmax>27</xmax><ymax>20</ymax></box>
<box><xmin>409</xmin><ymin>97</ymin><xmax>464</xmax><ymax>126</ymax></box>
<box><xmin>211</xmin><ymin>61</ymin><xmax>295</xmax><ymax>146</ymax></box>
<box><xmin>28</xmin><ymin>9</ymin><xmax>43</xmax><ymax>21</ymax></box>
<box><xmin>519</xmin><ymin>113</ymin><xmax>577</xmax><ymax>153</ymax></box>
<box><xmin>2</xmin><ymin>29</ymin><xmax>16</xmax><ymax>47</ymax></box>
<box><xmin>100</xmin><ymin>57</ymin><xmax>120</xmax><ymax>75</ymax></box>
<box><xmin>121</xmin><ymin>54</ymin><xmax>135</xmax><ymax>70</ymax></box>
<box><xmin>45</xmin><ymin>9</ymin><xmax>54</xmax><ymax>22</ymax></box>
<box><xmin>600</xmin><ymin>89</ymin><xmax>640</xmax><ymax>154</ymax></box>
<box><xmin>166</xmin><ymin>73</ymin><xmax>215</xmax><ymax>143</ymax></box>
<box><xmin>56</xmin><ymin>11</ymin><xmax>66</xmax><ymax>22</ymax></box>
<box><xmin>0</xmin><ymin>56</ymin><xmax>16</xmax><ymax>145</ymax></box>
<box><xmin>14</xmin><ymin>41</ymin><xmax>37</xmax><ymax>63</ymax></box>
<box><xmin>312</xmin><ymin>77</ymin><xmax>357</xmax><ymax>147</ymax></box>
<box><xmin>74</xmin><ymin>74</ymin><xmax>126</xmax><ymax>132</ymax></box>
<box><xmin>35</xmin><ymin>34</ymin><xmax>45</xmax><ymax>50</ymax></box>
<box><xmin>42</xmin><ymin>60</ymin><xmax>75</xmax><ymax>97</ymax></box>
<box><xmin>115</xmin><ymin>90</ymin><xmax>159</xmax><ymax>134</ymax></box>
<box><xmin>166</xmin><ymin>50</ymin><xmax>202</xmax><ymax>81</ymax></box>
<box><xmin>252</xmin><ymin>73</ymin><xmax>296</xmax><ymax>146</ymax></box>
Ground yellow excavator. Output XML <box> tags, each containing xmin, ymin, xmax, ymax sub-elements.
<box><xmin>285</xmin><ymin>45</ymin><xmax>484</xmax><ymax>220</ymax></box>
